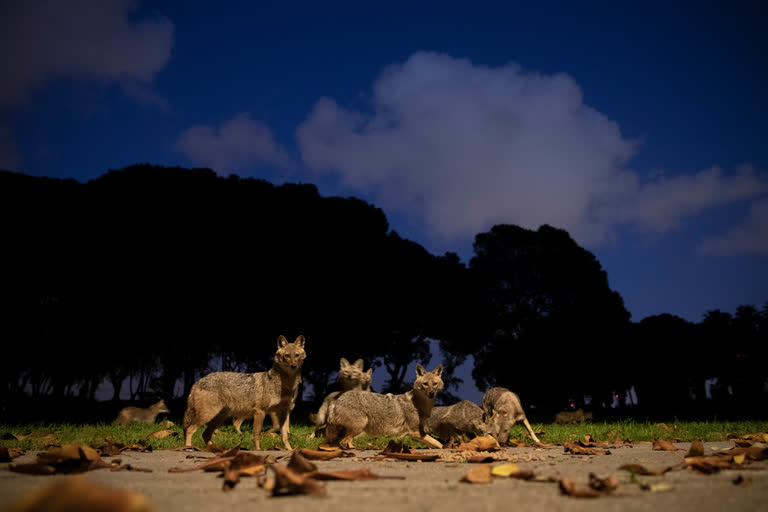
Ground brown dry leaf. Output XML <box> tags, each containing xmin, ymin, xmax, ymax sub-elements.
<box><xmin>460</xmin><ymin>464</ymin><xmax>493</xmax><ymax>484</ymax></box>
<box><xmin>146</xmin><ymin>430</ymin><xmax>177</xmax><ymax>440</ymax></box>
<box><xmin>563</xmin><ymin>442</ymin><xmax>610</xmax><ymax>456</ymax></box>
<box><xmin>167</xmin><ymin>454</ymin><xmax>238</xmax><ymax>473</ymax></box>
<box><xmin>15</xmin><ymin>444</ymin><xmax>112</xmax><ymax>474</ymax></box>
<box><xmin>467</xmin><ymin>455</ymin><xmax>496</xmax><ymax>463</ymax></box>
<box><xmin>271</xmin><ymin>465</ymin><xmax>326</xmax><ymax>497</ymax></box>
<box><xmin>205</xmin><ymin>444</ymin><xmax>228</xmax><ymax>454</ymax></box>
<box><xmin>684</xmin><ymin>456</ymin><xmax>735</xmax><ymax>474</ymax></box>
<box><xmin>588</xmin><ymin>473</ymin><xmax>619</xmax><ymax>493</ymax></box>
<box><xmin>457</xmin><ymin>436</ymin><xmax>501</xmax><ymax>452</ymax></box>
<box><xmin>381</xmin><ymin>440</ymin><xmax>415</xmax><ymax>454</ymax></box>
<box><xmin>686</xmin><ymin>440</ymin><xmax>705</xmax><ymax>457</ymax></box>
<box><xmin>298</xmin><ymin>448</ymin><xmax>353</xmax><ymax>460</ymax></box>
<box><xmin>619</xmin><ymin>463</ymin><xmax>671</xmax><ymax>476</ymax></box>
<box><xmin>287</xmin><ymin>451</ymin><xmax>317</xmax><ymax>474</ymax></box>
<box><xmin>507</xmin><ymin>439</ymin><xmax>526</xmax><ymax>448</ymax></box>
<box><xmin>311</xmin><ymin>468</ymin><xmax>386</xmax><ymax>481</ymax></box>
<box><xmin>730</xmin><ymin>446</ymin><xmax>768</xmax><ymax>461</ymax></box>
<box><xmin>316</xmin><ymin>442</ymin><xmax>341</xmax><ymax>451</ymax></box>
<box><xmin>0</xmin><ymin>447</ymin><xmax>25</xmax><ymax>462</ymax></box>
<box><xmin>558</xmin><ymin>477</ymin><xmax>602</xmax><ymax>498</ymax></box>
<box><xmin>733</xmin><ymin>439</ymin><xmax>753</xmax><ymax>448</ymax></box>
<box><xmin>163</xmin><ymin>420</ymin><xmax>175</xmax><ymax>428</ymax></box>
<box><xmin>380</xmin><ymin>440</ymin><xmax>439</xmax><ymax>461</ymax></box>
<box><xmin>2</xmin><ymin>476</ymin><xmax>154</xmax><ymax>512</ymax></box>
<box><xmin>223</xmin><ymin>453</ymin><xmax>269</xmax><ymax>491</ymax></box>
<box><xmin>110</xmin><ymin>464</ymin><xmax>153</xmax><ymax>473</ymax></box>
<box><xmin>652</xmin><ymin>439</ymin><xmax>680</xmax><ymax>451</ymax></box>
<box><xmin>656</xmin><ymin>423</ymin><xmax>675</xmax><ymax>433</ymax></box>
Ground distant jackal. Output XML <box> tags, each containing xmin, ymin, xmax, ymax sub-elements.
<box><xmin>310</xmin><ymin>357</ymin><xmax>372</xmax><ymax>437</ymax></box>
<box><xmin>183</xmin><ymin>335</ymin><xmax>306</xmax><ymax>450</ymax></box>
<box><xmin>426</xmin><ymin>400</ymin><xmax>488</xmax><ymax>441</ymax></box>
<box><xmin>113</xmin><ymin>399</ymin><xmax>170</xmax><ymax>425</ymax></box>
<box><xmin>482</xmin><ymin>387</ymin><xmax>540</xmax><ymax>443</ymax></box>
<box><xmin>555</xmin><ymin>408</ymin><xmax>593</xmax><ymax>425</ymax></box>
<box><xmin>326</xmin><ymin>364</ymin><xmax>444</xmax><ymax>449</ymax></box>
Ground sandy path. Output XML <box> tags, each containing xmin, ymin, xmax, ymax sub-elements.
<box><xmin>1</xmin><ymin>442</ymin><xmax>766</xmax><ymax>511</ymax></box>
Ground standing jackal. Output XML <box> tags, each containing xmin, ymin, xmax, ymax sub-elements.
<box><xmin>183</xmin><ymin>335</ymin><xmax>306</xmax><ymax>450</ymax></box>
<box><xmin>325</xmin><ymin>364</ymin><xmax>444</xmax><ymax>449</ymax></box>
<box><xmin>113</xmin><ymin>399</ymin><xmax>170</xmax><ymax>425</ymax></box>
<box><xmin>310</xmin><ymin>358</ymin><xmax>372</xmax><ymax>436</ymax></box>
<box><xmin>482</xmin><ymin>387</ymin><xmax>540</xmax><ymax>444</ymax></box>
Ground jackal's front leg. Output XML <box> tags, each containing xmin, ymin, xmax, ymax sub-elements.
<box><xmin>278</xmin><ymin>408</ymin><xmax>292</xmax><ymax>450</ymax></box>
<box><xmin>252</xmin><ymin>410</ymin><xmax>266</xmax><ymax>450</ymax></box>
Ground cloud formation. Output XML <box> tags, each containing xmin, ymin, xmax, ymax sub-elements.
<box><xmin>297</xmin><ymin>52</ymin><xmax>767</xmax><ymax>247</ymax></box>
<box><xmin>699</xmin><ymin>198</ymin><xmax>768</xmax><ymax>256</ymax></box>
<box><xmin>0</xmin><ymin>0</ymin><xmax>173</xmax><ymax>107</ymax></box>
<box><xmin>175</xmin><ymin>113</ymin><xmax>292</xmax><ymax>174</ymax></box>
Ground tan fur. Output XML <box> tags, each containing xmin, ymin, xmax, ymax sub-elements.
<box><xmin>326</xmin><ymin>364</ymin><xmax>444</xmax><ymax>449</ymax></box>
<box><xmin>482</xmin><ymin>387</ymin><xmax>540</xmax><ymax>443</ymax></box>
<box><xmin>426</xmin><ymin>400</ymin><xmax>488</xmax><ymax>441</ymax></box>
<box><xmin>113</xmin><ymin>400</ymin><xmax>170</xmax><ymax>425</ymax></box>
<box><xmin>309</xmin><ymin>358</ymin><xmax>372</xmax><ymax>438</ymax></box>
<box><xmin>183</xmin><ymin>335</ymin><xmax>305</xmax><ymax>450</ymax></box>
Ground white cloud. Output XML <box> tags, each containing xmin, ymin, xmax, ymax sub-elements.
<box><xmin>0</xmin><ymin>0</ymin><xmax>173</xmax><ymax>107</ymax></box>
<box><xmin>699</xmin><ymin>197</ymin><xmax>768</xmax><ymax>256</ymax></box>
<box><xmin>297</xmin><ymin>52</ymin><xmax>767</xmax><ymax>246</ymax></box>
<box><xmin>175</xmin><ymin>113</ymin><xmax>292</xmax><ymax>174</ymax></box>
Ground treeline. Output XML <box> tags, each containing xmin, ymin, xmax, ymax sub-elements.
<box><xmin>0</xmin><ymin>164</ymin><xmax>765</xmax><ymax>420</ymax></box>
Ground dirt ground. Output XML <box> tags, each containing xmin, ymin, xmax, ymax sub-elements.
<box><xmin>1</xmin><ymin>441</ymin><xmax>766</xmax><ymax>512</ymax></box>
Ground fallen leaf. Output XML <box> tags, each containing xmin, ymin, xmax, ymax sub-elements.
<box><xmin>642</xmin><ymin>482</ymin><xmax>674</xmax><ymax>492</ymax></box>
<box><xmin>732</xmin><ymin>453</ymin><xmax>746</xmax><ymax>465</ymax></box>
<box><xmin>733</xmin><ymin>475</ymin><xmax>751</xmax><ymax>486</ymax></box>
<box><xmin>2</xmin><ymin>476</ymin><xmax>154</xmax><ymax>512</ymax></box>
<box><xmin>558</xmin><ymin>477</ymin><xmax>602</xmax><ymax>498</ymax></box>
<box><xmin>287</xmin><ymin>451</ymin><xmax>317</xmax><ymax>474</ymax></box>
<box><xmin>311</xmin><ymin>468</ymin><xmax>386</xmax><ymax>481</ymax></box>
<box><xmin>491</xmin><ymin>463</ymin><xmax>519</xmax><ymax>477</ymax></box>
<box><xmin>457</xmin><ymin>436</ymin><xmax>501</xmax><ymax>452</ymax></box>
<box><xmin>619</xmin><ymin>464</ymin><xmax>670</xmax><ymax>476</ymax></box>
<box><xmin>167</xmin><ymin>454</ymin><xmax>238</xmax><ymax>473</ymax></box>
<box><xmin>147</xmin><ymin>430</ymin><xmax>177</xmax><ymax>440</ymax></box>
<box><xmin>271</xmin><ymin>465</ymin><xmax>326</xmax><ymax>497</ymax></box>
<box><xmin>0</xmin><ymin>447</ymin><xmax>24</xmax><ymax>462</ymax></box>
<box><xmin>506</xmin><ymin>439</ymin><xmax>526</xmax><ymax>447</ymax></box>
<box><xmin>652</xmin><ymin>439</ymin><xmax>680</xmax><ymax>451</ymax></box>
<box><xmin>380</xmin><ymin>441</ymin><xmax>439</xmax><ymax>461</ymax></box>
<box><xmin>467</xmin><ymin>455</ymin><xmax>496</xmax><ymax>463</ymax></box>
<box><xmin>12</xmin><ymin>444</ymin><xmax>111</xmax><ymax>475</ymax></box>
<box><xmin>223</xmin><ymin>453</ymin><xmax>269</xmax><ymax>491</ymax></box>
<box><xmin>298</xmin><ymin>448</ymin><xmax>353</xmax><ymax>460</ymax></box>
<box><xmin>563</xmin><ymin>442</ymin><xmax>610</xmax><ymax>456</ymax></box>
<box><xmin>316</xmin><ymin>442</ymin><xmax>341</xmax><ymax>451</ymax></box>
<box><xmin>656</xmin><ymin>423</ymin><xmax>675</xmax><ymax>432</ymax></box>
<box><xmin>686</xmin><ymin>440</ymin><xmax>705</xmax><ymax>457</ymax></box>
<box><xmin>460</xmin><ymin>464</ymin><xmax>493</xmax><ymax>484</ymax></box>
<box><xmin>110</xmin><ymin>464</ymin><xmax>153</xmax><ymax>473</ymax></box>
<box><xmin>588</xmin><ymin>473</ymin><xmax>619</xmax><ymax>493</ymax></box>
<box><xmin>163</xmin><ymin>420</ymin><xmax>175</xmax><ymax>428</ymax></box>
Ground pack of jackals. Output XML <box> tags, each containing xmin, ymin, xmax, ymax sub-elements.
<box><xmin>118</xmin><ymin>335</ymin><xmax>542</xmax><ymax>449</ymax></box>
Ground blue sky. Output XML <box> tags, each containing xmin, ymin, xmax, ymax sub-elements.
<box><xmin>2</xmin><ymin>0</ymin><xmax>766</xmax><ymax>325</ymax></box>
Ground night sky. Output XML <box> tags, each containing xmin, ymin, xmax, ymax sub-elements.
<box><xmin>2</xmin><ymin>0</ymin><xmax>766</xmax><ymax>328</ymax></box>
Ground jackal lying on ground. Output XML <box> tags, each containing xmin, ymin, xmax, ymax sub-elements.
<box><xmin>555</xmin><ymin>408</ymin><xmax>593</xmax><ymax>425</ymax></box>
<box><xmin>113</xmin><ymin>399</ymin><xmax>170</xmax><ymax>425</ymax></box>
<box><xmin>326</xmin><ymin>364</ymin><xmax>444</xmax><ymax>449</ymax></box>
<box><xmin>425</xmin><ymin>400</ymin><xmax>487</xmax><ymax>441</ymax></box>
<box><xmin>309</xmin><ymin>358</ymin><xmax>372</xmax><ymax>438</ymax></box>
<box><xmin>482</xmin><ymin>387</ymin><xmax>540</xmax><ymax>443</ymax></box>
<box><xmin>183</xmin><ymin>335</ymin><xmax>305</xmax><ymax>450</ymax></box>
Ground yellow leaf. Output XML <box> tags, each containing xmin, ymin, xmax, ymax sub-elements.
<box><xmin>491</xmin><ymin>464</ymin><xmax>520</xmax><ymax>477</ymax></box>
<box><xmin>733</xmin><ymin>453</ymin><xmax>746</xmax><ymax>465</ymax></box>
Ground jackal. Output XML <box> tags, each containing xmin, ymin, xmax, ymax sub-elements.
<box><xmin>325</xmin><ymin>364</ymin><xmax>444</xmax><ymax>449</ymax></box>
<box><xmin>425</xmin><ymin>400</ymin><xmax>488</xmax><ymax>441</ymax></box>
<box><xmin>183</xmin><ymin>335</ymin><xmax>305</xmax><ymax>450</ymax></box>
<box><xmin>482</xmin><ymin>387</ymin><xmax>540</xmax><ymax>443</ymax></box>
<box><xmin>555</xmin><ymin>408</ymin><xmax>593</xmax><ymax>425</ymax></box>
<box><xmin>309</xmin><ymin>358</ymin><xmax>372</xmax><ymax>436</ymax></box>
<box><xmin>113</xmin><ymin>399</ymin><xmax>170</xmax><ymax>425</ymax></box>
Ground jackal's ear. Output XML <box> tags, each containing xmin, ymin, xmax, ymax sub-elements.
<box><xmin>340</xmin><ymin>357</ymin><xmax>351</xmax><ymax>368</ymax></box>
<box><xmin>353</xmin><ymin>358</ymin><xmax>364</xmax><ymax>370</ymax></box>
<box><xmin>277</xmin><ymin>335</ymin><xmax>288</xmax><ymax>348</ymax></box>
<box><xmin>365</xmin><ymin>368</ymin><xmax>373</xmax><ymax>377</ymax></box>
<box><xmin>415</xmin><ymin>364</ymin><xmax>426</xmax><ymax>377</ymax></box>
<box><xmin>294</xmin><ymin>335</ymin><xmax>305</xmax><ymax>347</ymax></box>
<box><xmin>432</xmin><ymin>364</ymin><xmax>443</xmax><ymax>377</ymax></box>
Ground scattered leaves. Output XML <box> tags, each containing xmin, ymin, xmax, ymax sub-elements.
<box><xmin>223</xmin><ymin>453</ymin><xmax>269</xmax><ymax>491</ymax></box>
<box><xmin>588</xmin><ymin>473</ymin><xmax>619</xmax><ymax>494</ymax></box>
<box><xmin>563</xmin><ymin>442</ymin><xmax>610</xmax><ymax>456</ymax></box>
<box><xmin>147</xmin><ymin>430</ymin><xmax>177</xmax><ymax>440</ymax></box>
<box><xmin>380</xmin><ymin>441</ymin><xmax>439</xmax><ymax>461</ymax></box>
<box><xmin>311</xmin><ymin>468</ymin><xmax>385</xmax><ymax>481</ymax></box>
<box><xmin>298</xmin><ymin>448</ymin><xmax>354</xmax><ymax>461</ymax></box>
<box><xmin>10</xmin><ymin>444</ymin><xmax>110</xmax><ymax>475</ymax></box>
<box><xmin>270</xmin><ymin>465</ymin><xmax>326</xmax><ymax>497</ymax></box>
<box><xmin>558</xmin><ymin>477</ymin><xmax>602</xmax><ymax>498</ymax></box>
<box><xmin>0</xmin><ymin>447</ymin><xmax>25</xmax><ymax>462</ymax></box>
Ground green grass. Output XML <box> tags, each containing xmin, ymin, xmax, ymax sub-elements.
<box><xmin>2</xmin><ymin>420</ymin><xmax>766</xmax><ymax>452</ymax></box>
